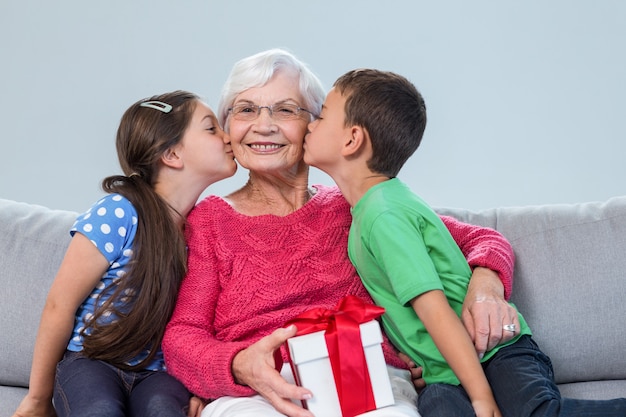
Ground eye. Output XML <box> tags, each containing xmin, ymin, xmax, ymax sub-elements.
<box><xmin>235</xmin><ymin>105</ymin><xmax>256</xmax><ymax>114</ymax></box>
<box><xmin>274</xmin><ymin>104</ymin><xmax>298</xmax><ymax>115</ymax></box>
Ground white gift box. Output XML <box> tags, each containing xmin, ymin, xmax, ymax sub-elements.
<box><xmin>286</xmin><ymin>319</ymin><xmax>395</xmax><ymax>417</ymax></box>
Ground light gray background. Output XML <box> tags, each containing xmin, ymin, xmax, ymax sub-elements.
<box><xmin>1</xmin><ymin>1</ymin><xmax>624</xmax><ymax>212</ymax></box>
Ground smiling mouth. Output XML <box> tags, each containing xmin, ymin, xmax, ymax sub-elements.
<box><xmin>249</xmin><ymin>144</ymin><xmax>283</xmax><ymax>151</ymax></box>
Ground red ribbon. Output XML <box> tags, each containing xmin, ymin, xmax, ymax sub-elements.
<box><xmin>285</xmin><ymin>295</ymin><xmax>385</xmax><ymax>417</ymax></box>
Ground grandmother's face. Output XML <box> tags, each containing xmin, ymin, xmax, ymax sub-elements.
<box><xmin>227</xmin><ymin>71</ymin><xmax>310</xmax><ymax>175</ymax></box>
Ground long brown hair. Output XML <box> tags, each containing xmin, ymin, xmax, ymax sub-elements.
<box><xmin>81</xmin><ymin>90</ymin><xmax>198</xmax><ymax>370</ymax></box>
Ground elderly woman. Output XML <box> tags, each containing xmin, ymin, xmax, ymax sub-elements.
<box><xmin>163</xmin><ymin>49</ymin><xmax>518</xmax><ymax>417</ymax></box>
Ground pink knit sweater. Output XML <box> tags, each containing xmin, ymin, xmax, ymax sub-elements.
<box><xmin>162</xmin><ymin>185</ymin><xmax>514</xmax><ymax>400</ymax></box>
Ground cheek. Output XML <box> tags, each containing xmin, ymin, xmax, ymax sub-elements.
<box><xmin>285</xmin><ymin>122</ymin><xmax>308</xmax><ymax>146</ymax></box>
<box><xmin>228</xmin><ymin>120</ymin><xmax>247</xmax><ymax>144</ymax></box>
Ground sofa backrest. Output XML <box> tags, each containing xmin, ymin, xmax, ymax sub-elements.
<box><xmin>437</xmin><ymin>195</ymin><xmax>626</xmax><ymax>385</ymax></box>
<box><xmin>2</xmin><ymin>196</ymin><xmax>625</xmax><ymax>389</ymax></box>
<box><xmin>0</xmin><ymin>199</ymin><xmax>77</xmax><ymax>388</ymax></box>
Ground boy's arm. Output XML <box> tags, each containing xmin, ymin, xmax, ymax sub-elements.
<box><xmin>411</xmin><ymin>290</ymin><xmax>501</xmax><ymax>416</ymax></box>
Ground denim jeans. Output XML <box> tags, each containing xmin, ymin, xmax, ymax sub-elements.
<box><xmin>53</xmin><ymin>351</ymin><xmax>191</xmax><ymax>417</ymax></box>
<box><xmin>418</xmin><ymin>335</ymin><xmax>626</xmax><ymax>417</ymax></box>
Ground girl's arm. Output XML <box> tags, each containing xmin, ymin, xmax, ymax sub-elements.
<box><xmin>411</xmin><ymin>290</ymin><xmax>501</xmax><ymax>417</ymax></box>
<box><xmin>12</xmin><ymin>233</ymin><xmax>108</xmax><ymax>417</ymax></box>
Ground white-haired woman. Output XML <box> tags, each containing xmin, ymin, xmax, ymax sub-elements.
<box><xmin>163</xmin><ymin>49</ymin><xmax>518</xmax><ymax>417</ymax></box>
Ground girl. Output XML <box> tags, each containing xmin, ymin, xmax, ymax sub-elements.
<box><xmin>12</xmin><ymin>91</ymin><xmax>236</xmax><ymax>417</ymax></box>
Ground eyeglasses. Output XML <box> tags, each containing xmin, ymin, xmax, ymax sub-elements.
<box><xmin>228</xmin><ymin>103</ymin><xmax>318</xmax><ymax>121</ymax></box>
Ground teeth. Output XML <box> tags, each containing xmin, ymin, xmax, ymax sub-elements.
<box><xmin>250</xmin><ymin>144</ymin><xmax>282</xmax><ymax>150</ymax></box>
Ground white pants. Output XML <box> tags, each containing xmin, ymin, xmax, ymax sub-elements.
<box><xmin>201</xmin><ymin>364</ymin><xmax>420</xmax><ymax>417</ymax></box>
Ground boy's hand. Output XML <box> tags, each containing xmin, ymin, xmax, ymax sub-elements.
<box><xmin>472</xmin><ymin>398</ymin><xmax>502</xmax><ymax>417</ymax></box>
<box><xmin>397</xmin><ymin>351</ymin><xmax>425</xmax><ymax>392</ymax></box>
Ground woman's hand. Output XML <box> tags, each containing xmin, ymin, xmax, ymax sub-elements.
<box><xmin>232</xmin><ymin>325</ymin><xmax>314</xmax><ymax>417</ymax></box>
<box><xmin>462</xmin><ymin>267</ymin><xmax>520</xmax><ymax>358</ymax></box>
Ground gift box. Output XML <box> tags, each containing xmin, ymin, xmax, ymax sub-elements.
<box><xmin>285</xmin><ymin>296</ymin><xmax>395</xmax><ymax>417</ymax></box>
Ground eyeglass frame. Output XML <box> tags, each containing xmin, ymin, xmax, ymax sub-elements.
<box><xmin>227</xmin><ymin>102</ymin><xmax>319</xmax><ymax>121</ymax></box>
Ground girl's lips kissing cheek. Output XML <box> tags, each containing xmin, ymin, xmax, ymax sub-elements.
<box><xmin>248</xmin><ymin>143</ymin><xmax>283</xmax><ymax>153</ymax></box>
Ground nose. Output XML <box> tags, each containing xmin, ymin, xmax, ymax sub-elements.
<box><xmin>256</xmin><ymin>106</ymin><xmax>274</xmax><ymax>121</ymax></box>
<box><xmin>258</xmin><ymin>106</ymin><xmax>273</xmax><ymax>116</ymax></box>
<box><xmin>252</xmin><ymin>106</ymin><xmax>276</xmax><ymax>133</ymax></box>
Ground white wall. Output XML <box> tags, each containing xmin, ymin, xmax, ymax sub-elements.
<box><xmin>1</xmin><ymin>1</ymin><xmax>624</xmax><ymax>212</ymax></box>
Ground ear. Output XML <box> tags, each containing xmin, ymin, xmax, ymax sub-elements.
<box><xmin>342</xmin><ymin>126</ymin><xmax>367</xmax><ymax>157</ymax></box>
<box><xmin>160</xmin><ymin>145</ymin><xmax>184</xmax><ymax>169</ymax></box>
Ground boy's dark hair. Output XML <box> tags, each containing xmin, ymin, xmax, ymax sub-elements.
<box><xmin>81</xmin><ymin>90</ymin><xmax>198</xmax><ymax>370</ymax></box>
<box><xmin>333</xmin><ymin>69</ymin><xmax>426</xmax><ymax>177</ymax></box>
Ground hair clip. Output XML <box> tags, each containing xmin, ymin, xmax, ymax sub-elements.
<box><xmin>140</xmin><ymin>100</ymin><xmax>173</xmax><ymax>113</ymax></box>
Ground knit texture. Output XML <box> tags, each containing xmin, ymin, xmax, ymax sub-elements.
<box><xmin>162</xmin><ymin>185</ymin><xmax>514</xmax><ymax>399</ymax></box>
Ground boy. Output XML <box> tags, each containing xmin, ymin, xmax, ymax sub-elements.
<box><xmin>304</xmin><ymin>69</ymin><xmax>626</xmax><ymax>417</ymax></box>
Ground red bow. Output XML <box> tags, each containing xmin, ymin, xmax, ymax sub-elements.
<box><xmin>285</xmin><ymin>295</ymin><xmax>385</xmax><ymax>417</ymax></box>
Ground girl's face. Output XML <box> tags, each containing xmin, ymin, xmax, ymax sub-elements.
<box><xmin>226</xmin><ymin>71</ymin><xmax>311</xmax><ymax>177</ymax></box>
<box><xmin>177</xmin><ymin>101</ymin><xmax>237</xmax><ymax>187</ymax></box>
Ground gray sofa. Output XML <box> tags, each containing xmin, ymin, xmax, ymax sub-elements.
<box><xmin>2</xmin><ymin>195</ymin><xmax>625</xmax><ymax>416</ymax></box>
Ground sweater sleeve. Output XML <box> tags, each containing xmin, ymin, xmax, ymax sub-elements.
<box><xmin>162</xmin><ymin>204</ymin><xmax>256</xmax><ymax>399</ymax></box>
<box><xmin>439</xmin><ymin>215</ymin><xmax>515</xmax><ymax>300</ymax></box>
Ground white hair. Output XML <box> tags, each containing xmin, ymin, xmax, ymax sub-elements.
<box><xmin>217</xmin><ymin>48</ymin><xmax>326</xmax><ymax>131</ymax></box>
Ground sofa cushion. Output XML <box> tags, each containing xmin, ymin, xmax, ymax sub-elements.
<box><xmin>437</xmin><ymin>196</ymin><xmax>626</xmax><ymax>386</ymax></box>
<box><xmin>0</xmin><ymin>199</ymin><xmax>76</xmax><ymax>388</ymax></box>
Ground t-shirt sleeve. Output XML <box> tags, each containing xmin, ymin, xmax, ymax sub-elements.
<box><xmin>70</xmin><ymin>194</ymin><xmax>137</xmax><ymax>264</ymax></box>
<box><xmin>367</xmin><ymin>212</ymin><xmax>444</xmax><ymax>306</ymax></box>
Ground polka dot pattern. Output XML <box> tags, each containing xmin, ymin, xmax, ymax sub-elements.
<box><xmin>64</xmin><ymin>194</ymin><xmax>165</xmax><ymax>370</ymax></box>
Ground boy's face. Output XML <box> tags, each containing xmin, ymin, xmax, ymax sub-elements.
<box><xmin>303</xmin><ymin>87</ymin><xmax>349</xmax><ymax>173</ymax></box>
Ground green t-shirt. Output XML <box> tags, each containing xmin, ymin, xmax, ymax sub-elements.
<box><xmin>348</xmin><ymin>178</ymin><xmax>531</xmax><ymax>385</ymax></box>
